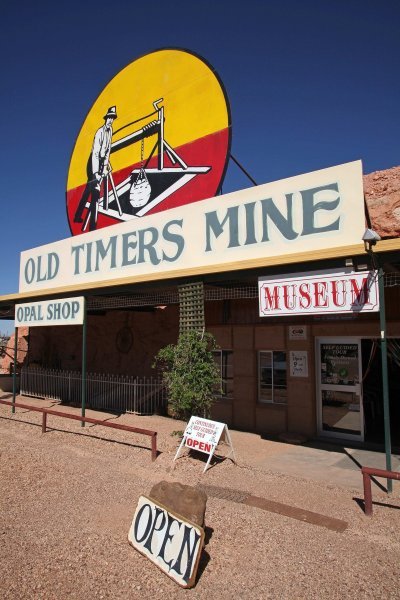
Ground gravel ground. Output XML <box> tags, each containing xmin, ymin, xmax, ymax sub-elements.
<box><xmin>1</xmin><ymin>394</ymin><xmax>400</xmax><ymax>599</ymax></box>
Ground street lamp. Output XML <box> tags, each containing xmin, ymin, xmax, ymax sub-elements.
<box><xmin>362</xmin><ymin>228</ymin><xmax>381</xmax><ymax>250</ymax></box>
<box><xmin>362</xmin><ymin>227</ymin><xmax>393</xmax><ymax>493</ymax></box>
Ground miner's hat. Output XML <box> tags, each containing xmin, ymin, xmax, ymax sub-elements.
<box><xmin>103</xmin><ymin>106</ymin><xmax>117</xmax><ymax>120</ymax></box>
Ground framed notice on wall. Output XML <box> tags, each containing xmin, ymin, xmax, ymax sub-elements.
<box><xmin>289</xmin><ymin>325</ymin><xmax>307</xmax><ymax>340</ymax></box>
<box><xmin>290</xmin><ymin>351</ymin><xmax>308</xmax><ymax>377</ymax></box>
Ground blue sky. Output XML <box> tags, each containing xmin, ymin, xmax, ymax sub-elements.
<box><xmin>0</xmin><ymin>0</ymin><xmax>399</xmax><ymax>331</ymax></box>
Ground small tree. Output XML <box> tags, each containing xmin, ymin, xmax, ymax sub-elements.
<box><xmin>154</xmin><ymin>330</ymin><xmax>221</xmax><ymax>420</ymax></box>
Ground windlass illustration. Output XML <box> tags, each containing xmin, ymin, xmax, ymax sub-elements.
<box><xmin>66</xmin><ymin>48</ymin><xmax>232</xmax><ymax>236</ymax></box>
<box><xmin>73</xmin><ymin>99</ymin><xmax>211</xmax><ymax>232</ymax></box>
<box><xmin>74</xmin><ymin>106</ymin><xmax>119</xmax><ymax>232</ymax></box>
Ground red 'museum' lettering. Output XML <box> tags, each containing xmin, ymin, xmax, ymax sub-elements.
<box><xmin>263</xmin><ymin>286</ymin><xmax>280</xmax><ymax>311</ymax></box>
<box><xmin>350</xmin><ymin>277</ymin><xmax>370</xmax><ymax>305</ymax></box>
<box><xmin>298</xmin><ymin>282</ymin><xmax>311</xmax><ymax>308</ymax></box>
<box><xmin>283</xmin><ymin>284</ymin><xmax>296</xmax><ymax>310</ymax></box>
<box><xmin>313</xmin><ymin>281</ymin><xmax>328</xmax><ymax>307</ymax></box>
<box><xmin>331</xmin><ymin>279</ymin><xmax>347</xmax><ymax>307</ymax></box>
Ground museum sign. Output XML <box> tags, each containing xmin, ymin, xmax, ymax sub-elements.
<box><xmin>259</xmin><ymin>269</ymin><xmax>379</xmax><ymax>316</ymax></box>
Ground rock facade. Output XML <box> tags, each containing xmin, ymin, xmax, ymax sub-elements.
<box><xmin>149</xmin><ymin>480</ymin><xmax>207</xmax><ymax>527</ymax></box>
<box><xmin>0</xmin><ymin>327</ymin><xmax>29</xmax><ymax>374</ymax></box>
<box><xmin>364</xmin><ymin>166</ymin><xmax>400</xmax><ymax>238</ymax></box>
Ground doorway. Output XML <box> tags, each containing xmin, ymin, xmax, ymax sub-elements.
<box><xmin>362</xmin><ymin>338</ymin><xmax>400</xmax><ymax>447</ymax></box>
<box><xmin>316</xmin><ymin>338</ymin><xmax>363</xmax><ymax>442</ymax></box>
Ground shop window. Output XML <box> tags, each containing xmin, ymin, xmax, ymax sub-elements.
<box><xmin>258</xmin><ymin>350</ymin><xmax>287</xmax><ymax>404</ymax></box>
<box><xmin>213</xmin><ymin>350</ymin><xmax>234</xmax><ymax>399</ymax></box>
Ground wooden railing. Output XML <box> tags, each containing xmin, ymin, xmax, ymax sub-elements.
<box><xmin>362</xmin><ymin>466</ymin><xmax>400</xmax><ymax>515</ymax></box>
<box><xmin>0</xmin><ymin>399</ymin><xmax>158</xmax><ymax>461</ymax></box>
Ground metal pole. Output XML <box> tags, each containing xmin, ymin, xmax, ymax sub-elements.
<box><xmin>377</xmin><ymin>265</ymin><xmax>393</xmax><ymax>493</ymax></box>
<box><xmin>81</xmin><ymin>297</ymin><xmax>87</xmax><ymax>427</ymax></box>
<box><xmin>159</xmin><ymin>105</ymin><xmax>164</xmax><ymax>171</ymax></box>
<box><xmin>229</xmin><ymin>153</ymin><xmax>258</xmax><ymax>186</ymax></box>
<box><xmin>12</xmin><ymin>327</ymin><xmax>18</xmax><ymax>414</ymax></box>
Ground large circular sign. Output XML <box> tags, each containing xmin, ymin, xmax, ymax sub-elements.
<box><xmin>66</xmin><ymin>48</ymin><xmax>231</xmax><ymax>235</ymax></box>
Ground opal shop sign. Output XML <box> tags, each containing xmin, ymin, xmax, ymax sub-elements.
<box><xmin>15</xmin><ymin>297</ymin><xmax>85</xmax><ymax>327</ymax></box>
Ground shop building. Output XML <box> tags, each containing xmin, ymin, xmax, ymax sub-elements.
<box><xmin>1</xmin><ymin>50</ymin><xmax>399</xmax><ymax>450</ymax></box>
<box><xmin>1</xmin><ymin>161</ymin><xmax>400</xmax><ymax>449</ymax></box>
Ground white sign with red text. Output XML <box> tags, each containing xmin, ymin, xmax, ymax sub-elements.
<box><xmin>174</xmin><ymin>416</ymin><xmax>235</xmax><ymax>472</ymax></box>
<box><xmin>259</xmin><ymin>269</ymin><xmax>379</xmax><ymax>317</ymax></box>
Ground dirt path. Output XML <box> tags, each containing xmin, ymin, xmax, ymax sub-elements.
<box><xmin>1</xmin><ymin>397</ymin><xmax>399</xmax><ymax>599</ymax></box>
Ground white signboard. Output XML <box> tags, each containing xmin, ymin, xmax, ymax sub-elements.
<box><xmin>184</xmin><ymin>416</ymin><xmax>225</xmax><ymax>451</ymax></box>
<box><xmin>128</xmin><ymin>495</ymin><xmax>204</xmax><ymax>588</ymax></box>
<box><xmin>259</xmin><ymin>269</ymin><xmax>379</xmax><ymax>317</ymax></box>
<box><xmin>288</xmin><ymin>325</ymin><xmax>307</xmax><ymax>340</ymax></box>
<box><xmin>174</xmin><ymin>416</ymin><xmax>235</xmax><ymax>472</ymax></box>
<box><xmin>18</xmin><ymin>161</ymin><xmax>364</xmax><ymax>294</ymax></box>
<box><xmin>290</xmin><ymin>351</ymin><xmax>309</xmax><ymax>377</ymax></box>
<box><xmin>15</xmin><ymin>297</ymin><xmax>84</xmax><ymax>327</ymax></box>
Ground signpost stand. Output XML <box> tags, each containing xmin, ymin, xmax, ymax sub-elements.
<box><xmin>376</xmin><ymin>265</ymin><xmax>393</xmax><ymax>493</ymax></box>
<box><xmin>13</xmin><ymin>296</ymin><xmax>86</xmax><ymax>420</ymax></box>
<box><xmin>174</xmin><ymin>416</ymin><xmax>236</xmax><ymax>473</ymax></box>
<box><xmin>81</xmin><ymin>297</ymin><xmax>87</xmax><ymax>427</ymax></box>
<box><xmin>12</xmin><ymin>327</ymin><xmax>18</xmax><ymax>413</ymax></box>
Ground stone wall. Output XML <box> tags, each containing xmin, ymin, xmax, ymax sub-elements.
<box><xmin>26</xmin><ymin>306</ymin><xmax>179</xmax><ymax>376</ymax></box>
<box><xmin>0</xmin><ymin>327</ymin><xmax>29</xmax><ymax>374</ymax></box>
<box><xmin>364</xmin><ymin>165</ymin><xmax>400</xmax><ymax>238</ymax></box>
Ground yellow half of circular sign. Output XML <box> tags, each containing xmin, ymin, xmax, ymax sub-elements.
<box><xmin>66</xmin><ymin>48</ymin><xmax>231</xmax><ymax>235</ymax></box>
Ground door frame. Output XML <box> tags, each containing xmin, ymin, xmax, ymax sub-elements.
<box><xmin>316</xmin><ymin>337</ymin><xmax>364</xmax><ymax>442</ymax></box>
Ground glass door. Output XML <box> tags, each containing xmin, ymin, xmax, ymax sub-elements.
<box><xmin>316</xmin><ymin>338</ymin><xmax>364</xmax><ymax>442</ymax></box>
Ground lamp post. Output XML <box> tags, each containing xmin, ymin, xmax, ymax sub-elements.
<box><xmin>362</xmin><ymin>228</ymin><xmax>392</xmax><ymax>494</ymax></box>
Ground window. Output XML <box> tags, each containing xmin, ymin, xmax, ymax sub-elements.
<box><xmin>213</xmin><ymin>350</ymin><xmax>234</xmax><ymax>399</ymax></box>
<box><xmin>258</xmin><ymin>351</ymin><xmax>287</xmax><ymax>404</ymax></box>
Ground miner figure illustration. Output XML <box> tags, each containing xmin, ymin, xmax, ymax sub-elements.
<box><xmin>74</xmin><ymin>106</ymin><xmax>117</xmax><ymax>231</ymax></box>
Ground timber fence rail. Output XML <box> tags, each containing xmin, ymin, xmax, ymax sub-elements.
<box><xmin>20</xmin><ymin>367</ymin><xmax>166</xmax><ymax>415</ymax></box>
<box><xmin>362</xmin><ymin>466</ymin><xmax>400</xmax><ymax>515</ymax></box>
<box><xmin>0</xmin><ymin>399</ymin><xmax>158</xmax><ymax>461</ymax></box>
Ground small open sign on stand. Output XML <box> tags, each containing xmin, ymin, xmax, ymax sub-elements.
<box><xmin>174</xmin><ymin>416</ymin><xmax>236</xmax><ymax>472</ymax></box>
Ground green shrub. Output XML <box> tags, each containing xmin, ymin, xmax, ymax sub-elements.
<box><xmin>153</xmin><ymin>330</ymin><xmax>221</xmax><ymax>420</ymax></box>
